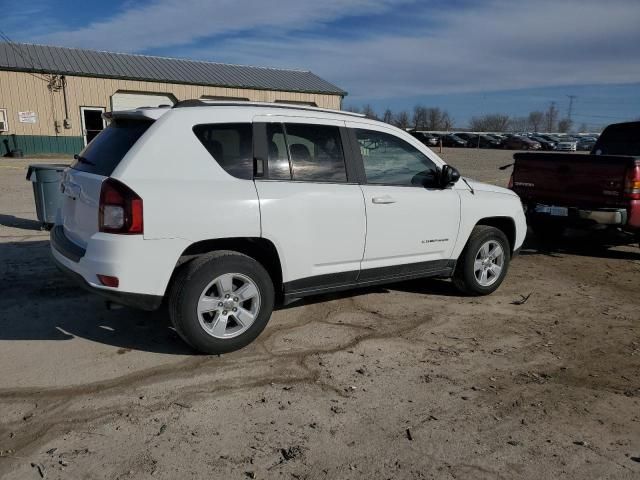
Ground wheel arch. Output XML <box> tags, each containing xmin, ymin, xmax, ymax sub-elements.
<box><xmin>171</xmin><ymin>237</ymin><xmax>284</xmax><ymax>296</ymax></box>
<box><xmin>475</xmin><ymin>216</ymin><xmax>516</xmax><ymax>253</ymax></box>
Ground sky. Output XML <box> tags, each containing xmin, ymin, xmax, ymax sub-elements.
<box><xmin>2</xmin><ymin>0</ymin><xmax>639</xmax><ymax>129</ymax></box>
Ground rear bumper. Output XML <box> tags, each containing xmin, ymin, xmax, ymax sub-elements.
<box><xmin>528</xmin><ymin>204</ymin><xmax>629</xmax><ymax>227</ymax></box>
<box><xmin>576</xmin><ymin>208</ymin><xmax>627</xmax><ymax>225</ymax></box>
<box><xmin>50</xmin><ymin>225</ymin><xmax>190</xmax><ymax>305</ymax></box>
<box><xmin>51</xmin><ymin>253</ymin><xmax>163</xmax><ymax>310</ymax></box>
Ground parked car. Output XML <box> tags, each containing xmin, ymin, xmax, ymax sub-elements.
<box><xmin>503</xmin><ymin>136</ymin><xmax>542</xmax><ymax>150</ymax></box>
<box><xmin>464</xmin><ymin>134</ymin><xmax>502</xmax><ymax>149</ymax></box>
<box><xmin>410</xmin><ymin>131</ymin><xmax>439</xmax><ymax>147</ymax></box>
<box><xmin>576</xmin><ymin>137</ymin><xmax>597</xmax><ymax>151</ymax></box>
<box><xmin>487</xmin><ymin>134</ymin><xmax>506</xmax><ymax>146</ymax></box>
<box><xmin>438</xmin><ymin>133</ymin><xmax>468</xmax><ymax>147</ymax></box>
<box><xmin>530</xmin><ymin>136</ymin><xmax>557</xmax><ymax>151</ymax></box>
<box><xmin>51</xmin><ymin>101</ymin><xmax>526</xmax><ymax>354</ymax></box>
<box><xmin>554</xmin><ymin>138</ymin><xmax>577</xmax><ymax>151</ymax></box>
<box><xmin>454</xmin><ymin>132</ymin><xmax>476</xmax><ymax>146</ymax></box>
<box><xmin>510</xmin><ymin>121</ymin><xmax>640</xmax><ymax>240</ymax></box>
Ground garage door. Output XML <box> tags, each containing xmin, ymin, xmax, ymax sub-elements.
<box><xmin>111</xmin><ymin>92</ymin><xmax>176</xmax><ymax>111</ymax></box>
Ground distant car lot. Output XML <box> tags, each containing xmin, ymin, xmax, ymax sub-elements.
<box><xmin>410</xmin><ymin>129</ymin><xmax>599</xmax><ymax>151</ymax></box>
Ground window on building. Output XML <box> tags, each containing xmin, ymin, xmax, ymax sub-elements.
<box><xmin>0</xmin><ymin>109</ymin><xmax>8</xmax><ymax>132</ymax></box>
<box><xmin>355</xmin><ymin>129</ymin><xmax>439</xmax><ymax>187</ymax></box>
<box><xmin>284</xmin><ymin>123</ymin><xmax>347</xmax><ymax>183</ymax></box>
<box><xmin>193</xmin><ymin>123</ymin><xmax>253</xmax><ymax>180</ymax></box>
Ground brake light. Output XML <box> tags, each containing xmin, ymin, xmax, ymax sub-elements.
<box><xmin>624</xmin><ymin>164</ymin><xmax>640</xmax><ymax>200</ymax></box>
<box><xmin>97</xmin><ymin>274</ymin><xmax>119</xmax><ymax>288</ymax></box>
<box><xmin>99</xmin><ymin>178</ymin><xmax>143</xmax><ymax>234</ymax></box>
<box><xmin>508</xmin><ymin>173</ymin><xmax>514</xmax><ymax>189</ymax></box>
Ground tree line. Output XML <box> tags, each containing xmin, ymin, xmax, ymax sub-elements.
<box><xmin>346</xmin><ymin>101</ymin><xmax>582</xmax><ymax>133</ymax></box>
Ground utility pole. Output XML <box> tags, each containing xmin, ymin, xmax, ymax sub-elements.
<box><xmin>546</xmin><ymin>101</ymin><xmax>558</xmax><ymax>132</ymax></box>
<box><xmin>567</xmin><ymin>95</ymin><xmax>576</xmax><ymax>122</ymax></box>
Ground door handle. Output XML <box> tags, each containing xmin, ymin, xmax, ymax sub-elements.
<box><xmin>371</xmin><ymin>195</ymin><xmax>396</xmax><ymax>204</ymax></box>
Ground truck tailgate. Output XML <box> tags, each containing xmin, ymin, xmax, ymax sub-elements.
<box><xmin>512</xmin><ymin>152</ymin><xmax>637</xmax><ymax>209</ymax></box>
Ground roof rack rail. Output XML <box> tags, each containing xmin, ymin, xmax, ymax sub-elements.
<box><xmin>172</xmin><ymin>99</ymin><xmax>365</xmax><ymax>117</ymax></box>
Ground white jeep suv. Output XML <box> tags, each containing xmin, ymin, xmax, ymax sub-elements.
<box><xmin>51</xmin><ymin>101</ymin><xmax>526</xmax><ymax>354</ymax></box>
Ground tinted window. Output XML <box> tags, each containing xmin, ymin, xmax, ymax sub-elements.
<box><xmin>193</xmin><ymin>123</ymin><xmax>253</xmax><ymax>179</ymax></box>
<box><xmin>284</xmin><ymin>123</ymin><xmax>347</xmax><ymax>182</ymax></box>
<box><xmin>266</xmin><ymin>123</ymin><xmax>292</xmax><ymax>180</ymax></box>
<box><xmin>593</xmin><ymin>123</ymin><xmax>640</xmax><ymax>156</ymax></box>
<box><xmin>72</xmin><ymin>120</ymin><xmax>152</xmax><ymax>176</ymax></box>
<box><xmin>355</xmin><ymin>129</ymin><xmax>439</xmax><ymax>187</ymax></box>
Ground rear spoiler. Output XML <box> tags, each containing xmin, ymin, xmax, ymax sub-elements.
<box><xmin>102</xmin><ymin>107</ymin><xmax>169</xmax><ymax>122</ymax></box>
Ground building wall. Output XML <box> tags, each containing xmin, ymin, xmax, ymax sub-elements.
<box><xmin>0</xmin><ymin>71</ymin><xmax>342</xmax><ymax>155</ymax></box>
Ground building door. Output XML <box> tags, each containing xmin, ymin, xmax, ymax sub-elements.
<box><xmin>80</xmin><ymin>107</ymin><xmax>105</xmax><ymax>146</ymax></box>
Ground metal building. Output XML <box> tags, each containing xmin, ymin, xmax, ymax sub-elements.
<box><xmin>0</xmin><ymin>43</ymin><xmax>346</xmax><ymax>155</ymax></box>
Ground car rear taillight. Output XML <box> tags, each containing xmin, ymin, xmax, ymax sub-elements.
<box><xmin>97</xmin><ymin>274</ymin><xmax>119</xmax><ymax>288</ymax></box>
<box><xmin>508</xmin><ymin>173</ymin><xmax>514</xmax><ymax>189</ymax></box>
<box><xmin>624</xmin><ymin>164</ymin><xmax>640</xmax><ymax>200</ymax></box>
<box><xmin>99</xmin><ymin>178</ymin><xmax>143</xmax><ymax>234</ymax></box>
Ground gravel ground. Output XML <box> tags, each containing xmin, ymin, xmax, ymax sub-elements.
<box><xmin>0</xmin><ymin>151</ymin><xmax>638</xmax><ymax>479</ymax></box>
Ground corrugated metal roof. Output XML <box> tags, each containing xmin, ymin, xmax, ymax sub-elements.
<box><xmin>0</xmin><ymin>42</ymin><xmax>346</xmax><ymax>96</ymax></box>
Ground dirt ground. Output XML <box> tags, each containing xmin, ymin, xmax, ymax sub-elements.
<box><xmin>0</xmin><ymin>148</ymin><xmax>638</xmax><ymax>479</ymax></box>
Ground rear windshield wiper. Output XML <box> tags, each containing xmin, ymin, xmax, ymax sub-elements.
<box><xmin>74</xmin><ymin>154</ymin><xmax>95</xmax><ymax>166</ymax></box>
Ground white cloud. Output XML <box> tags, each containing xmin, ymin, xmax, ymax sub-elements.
<box><xmin>190</xmin><ymin>0</ymin><xmax>640</xmax><ymax>98</ymax></box>
<box><xmin>34</xmin><ymin>0</ymin><xmax>410</xmax><ymax>52</ymax></box>
<box><xmin>29</xmin><ymin>0</ymin><xmax>640</xmax><ymax>98</ymax></box>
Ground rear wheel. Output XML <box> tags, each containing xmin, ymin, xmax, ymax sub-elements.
<box><xmin>453</xmin><ymin>226</ymin><xmax>511</xmax><ymax>295</ymax></box>
<box><xmin>168</xmin><ymin>251</ymin><xmax>274</xmax><ymax>354</ymax></box>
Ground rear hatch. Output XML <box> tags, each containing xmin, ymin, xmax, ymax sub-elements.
<box><xmin>512</xmin><ymin>152</ymin><xmax>637</xmax><ymax>209</ymax></box>
<box><xmin>61</xmin><ymin>118</ymin><xmax>153</xmax><ymax>248</ymax></box>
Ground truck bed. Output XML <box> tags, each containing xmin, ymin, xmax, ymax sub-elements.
<box><xmin>511</xmin><ymin>152</ymin><xmax>638</xmax><ymax>210</ymax></box>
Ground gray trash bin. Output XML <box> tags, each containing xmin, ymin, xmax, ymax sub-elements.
<box><xmin>26</xmin><ymin>164</ymin><xmax>68</xmax><ymax>230</ymax></box>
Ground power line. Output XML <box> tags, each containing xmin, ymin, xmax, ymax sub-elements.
<box><xmin>0</xmin><ymin>30</ymin><xmax>50</xmax><ymax>82</ymax></box>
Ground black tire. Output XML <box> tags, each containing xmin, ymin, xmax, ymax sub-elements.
<box><xmin>168</xmin><ymin>251</ymin><xmax>274</xmax><ymax>354</ymax></box>
<box><xmin>453</xmin><ymin>226</ymin><xmax>511</xmax><ymax>295</ymax></box>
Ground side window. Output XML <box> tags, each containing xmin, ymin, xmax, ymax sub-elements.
<box><xmin>193</xmin><ymin>123</ymin><xmax>253</xmax><ymax>179</ymax></box>
<box><xmin>284</xmin><ymin>123</ymin><xmax>347</xmax><ymax>183</ymax></box>
<box><xmin>355</xmin><ymin>129</ymin><xmax>439</xmax><ymax>187</ymax></box>
<box><xmin>266</xmin><ymin>123</ymin><xmax>292</xmax><ymax>180</ymax></box>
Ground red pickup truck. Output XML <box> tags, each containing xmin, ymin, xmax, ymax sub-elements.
<box><xmin>509</xmin><ymin>121</ymin><xmax>640</xmax><ymax>239</ymax></box>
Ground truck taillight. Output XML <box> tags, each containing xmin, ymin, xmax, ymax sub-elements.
<box><xmin>99</xmin><ymin>178</ymin><xmax>143</xmax><ymax>234</ymax></box>
<box><xmin>624</xmin><ymin>164</ymin><xmax>640</xmax><ymax>200</ymax></box>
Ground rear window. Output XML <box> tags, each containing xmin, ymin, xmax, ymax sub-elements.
<box><xmin>592</xmin><ymin>123</ymin><xmax>640</xmax><ymax>156</ymax></box>
<box><xmin>71</xmin><ymin>120</ymin><xmax>152</xmax><ymax>176</ymax></box>
<box><xmin>193</xmin><ymin>123</ymin><xmax>253</xmax><ymax>179</ymax></box>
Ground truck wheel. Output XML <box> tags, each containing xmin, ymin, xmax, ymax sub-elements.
<box><xmin>168</xmin><ymin>251</ymin><xmax>274</xmax><ymax>354</ymax></box>
<box><xmin>453</xmin><ymin>226</ymin><xmax>511</xmax><ymax>295</ymax></box>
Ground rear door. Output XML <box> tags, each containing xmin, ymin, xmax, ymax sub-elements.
<box><xmin>253</xmin><ymin>115</ymin><xmax>366</xmax><ymax>294</ymax></box>
<box><xmin>61</xmin><ymin>119</ymin><xmax>153</xmax><ymax>248</ymax></box>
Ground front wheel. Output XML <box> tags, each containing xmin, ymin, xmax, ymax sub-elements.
<box><xmin>453</xmin><ymin>226</ymin><xmax>511</xmax><ymax>295</ymax></box>
<box><xmin>168</xmin><ymin>251</ymin><xmax>275</xmax><ymax>354</ymax></box>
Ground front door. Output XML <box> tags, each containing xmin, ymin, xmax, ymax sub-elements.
<box><xmin>346</xmin><ymin>122</ymin><xmax>461</xmax><ymax>277</ymax></box>
<box><xmin>80</xmin><ymin>107</ymin><xmax>105</xmax><ymax>146</ymax></box>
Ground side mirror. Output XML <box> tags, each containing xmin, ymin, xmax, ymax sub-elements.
<box><xmin>440</xmin><ymin>165</ymin><xmax>460</xmax><ymax>188</ymax></box>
